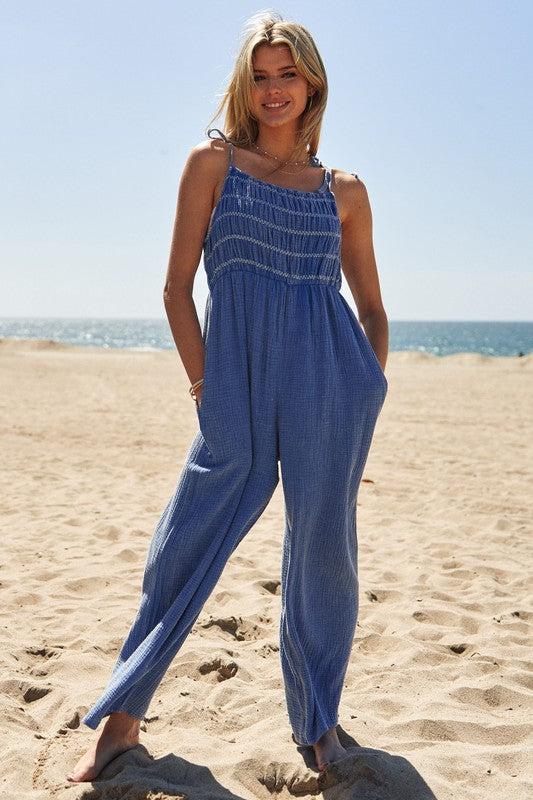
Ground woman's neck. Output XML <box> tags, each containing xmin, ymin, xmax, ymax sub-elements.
<box><xmin>254</xmin><ymin>128</ymin><xmax>307</xmax><ymax>163</ymax></box>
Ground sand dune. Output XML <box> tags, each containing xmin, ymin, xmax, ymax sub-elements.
<box><xmin>1</xmin><ymin>341</ymin><xmax>531</xmax><ymax>799</ymax></box>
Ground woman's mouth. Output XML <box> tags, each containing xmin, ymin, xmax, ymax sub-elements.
<box><xmin>263</xmin><ymin>101</ymin><xmax>290</xmax><ymax>110</ymax></box>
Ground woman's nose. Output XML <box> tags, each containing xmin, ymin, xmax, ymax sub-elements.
<box><xmin>262</xmin><ymin>77</ymin><xmax>283</xmax><ymax>92</ymax></box>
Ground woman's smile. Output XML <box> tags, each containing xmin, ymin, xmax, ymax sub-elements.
<box><xmin>263</xmin><ymin>100</ymin><xmax>291</xmax><ymax>111</ymax></box>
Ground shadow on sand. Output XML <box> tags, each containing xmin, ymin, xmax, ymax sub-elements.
<box><xmin>76</xmin><ymin>726</ymin><xmax>437</xmax><ymax>800</ymax></box>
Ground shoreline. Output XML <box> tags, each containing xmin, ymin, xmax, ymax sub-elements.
<box><xmin>1</xmin><ymin>336</ymin><xmax>532</xmax><ymax>362</ymax></box>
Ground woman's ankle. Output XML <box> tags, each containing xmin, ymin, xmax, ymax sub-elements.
<box><xmin>106</xmin><ymin>711</ymin><xmax>141</xmax><ymax>735</ymax></box>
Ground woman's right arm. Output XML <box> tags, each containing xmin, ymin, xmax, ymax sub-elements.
<box><xmin>163</xmin><ymin>142</ymin><xmax>225</xmax><ymax>406</ymax></box>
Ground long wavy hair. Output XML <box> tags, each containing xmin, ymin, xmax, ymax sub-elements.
<box><xmin>207</xmin><ymin>11</ymin><xmax>328</xmax><ymax>157</ymax></box>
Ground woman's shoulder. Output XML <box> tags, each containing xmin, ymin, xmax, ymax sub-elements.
<box><xmin>182</xmin><ymin>136</ymin><xmax>231</xmax><ymax>181</ymax></box>
<box><xmin>328</xmin><ymin>167</ymin><xmax>370</xmax><ymax>222</ymax></box>
<box><xmin>330</xmin><ymin>166</ymin><xmax>368</xmax><ymax>195</ymax></box>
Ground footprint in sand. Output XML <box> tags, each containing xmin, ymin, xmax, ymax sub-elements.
<box><xmin>448</xmin><ymin>643</ymin><xmax>468</xmax><ymax>654</ymax></box>
<box><xmin>198</xmin><ymin>657</ymin><xmax>238</xmax><ymax>682</ymax></box>
<box><xmin>258</xmin><ymin>579</ymin><xmax>281</xmax><ymax>595</ymax></box>
<box><xmin>451</xmin><ymin>683</ymin><xmax>528</xmax><ymax>709</ymax></box>
<box><xmin>247</xmin><ymin>748</ymin><xmax>436</xmax><ymax>796</ymax></box>
<box><xmin>21</xmin><ymin>645</ymin><xmax>63</xmax><ymax>678</ymax></box>
<box><xmin>61</xmin><ymin>709</ymin><xmax>81</xmax><ymax>730</ymax></box>
<box><xmin>256</xmin><ymin>642</ymin><xmax>280</xmax><ymax>658</ymax></box>
<box><xmin>18</xmin><ymin>681</ymin><xmax>53</xmax><ymax>703</ymax></box>
<box><xmin>200</xmin><ymin>615</ymin><xmax>266</xmax><ymax>641</ymax></box>
<box><xmin>25</xmin><ymin>645</ymin><xmax>63</xmax><ymax>659</ymax></box>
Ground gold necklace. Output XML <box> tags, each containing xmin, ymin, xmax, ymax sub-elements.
<box><xmin>276</xmin><ymin>162</ymin><xmax>310</xmax><ymax>176</ymax></box>
<box><xmin>252</xmin><ymin>141</ymin><xmax>310</xmax><ymax>166</ymax></box>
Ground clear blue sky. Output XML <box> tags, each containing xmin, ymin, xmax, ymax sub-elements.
<box><xmin>2</xmin><ymin>0</ymin><xmax>532</xmax><ymax>321</ymax></box>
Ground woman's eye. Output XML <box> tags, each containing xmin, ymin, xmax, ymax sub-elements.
<box><xmin>252</xmin><ymin>72</ymin><xmax>297</xmax><ymax>83</ymax></box>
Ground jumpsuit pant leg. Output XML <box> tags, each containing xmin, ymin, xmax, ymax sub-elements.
<box><xmin>82</xmin><ymin>379</ymin><xmax>280</xmax><ymax>730</ymax></box>
<box><xmin>276</xmin><ymin>286</ymin><xmax>388</xmax><ymax>745</ymax></box>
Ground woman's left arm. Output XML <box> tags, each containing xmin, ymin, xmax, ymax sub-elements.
<box><xmin>336</xmin><ymin>173</ymin><xmax>389</xmax><ymax>372</ymax></box>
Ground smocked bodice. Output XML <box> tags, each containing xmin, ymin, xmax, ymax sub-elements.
<box><xmin>203</xmin><ymin>164</ymin><xmax>342</xmax><ymax>291</ymax></box>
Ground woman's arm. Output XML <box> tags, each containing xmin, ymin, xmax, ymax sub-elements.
<box><xmin>163</xmin><ymin>141</ymin><xmax>226</xmax><ymax>405</ymax></box>
<box><xmin>335</xmin><ymin>172</ymin><xmax>389</xmax><ymax>372</ymax></box>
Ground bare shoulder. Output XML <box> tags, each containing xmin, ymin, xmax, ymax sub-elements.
<box><xmin>330</xmin><ymin>167</ymin><xmax>371</xmax><ymax>224</ymax></box>
<box><xmin>182</xmin><ymin>138</ymin><xmax>230</xmax><ymax>183</ymax></box>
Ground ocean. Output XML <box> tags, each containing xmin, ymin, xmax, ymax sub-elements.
<box><xmin>0</xmin><ymin>318</ymin><xmax>531</xmax><ymax>357</ymax></box>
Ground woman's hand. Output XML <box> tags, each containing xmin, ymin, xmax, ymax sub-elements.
<box><xmin>195</xmin><ymin>384</ymin><xmax>204</xmax><ymax>408</ymax></box>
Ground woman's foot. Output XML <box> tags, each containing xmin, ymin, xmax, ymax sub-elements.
<box><xmin>312</xmin><ymin>726</ymin><xmax>346</xmax><ymax>772</ymax></box>
<box><xmin>66</xmin><ymin>711</ymin><xmax>141</xmax><ymax>783</ymax></box>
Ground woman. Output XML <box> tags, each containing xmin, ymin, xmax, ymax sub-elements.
<box><xmin>68</xmin><ymin>10</ymin><xmax>388</xmax><ymax>782</ymax></box>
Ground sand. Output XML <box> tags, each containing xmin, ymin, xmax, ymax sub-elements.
<box><xmin>1</xmin><ymin>339</ymin><xmax>531</xmax><ymax>800</ymax></box>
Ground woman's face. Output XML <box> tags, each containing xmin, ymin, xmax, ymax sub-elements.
<box><xmin>250</xmin><ymin>43</ymin><xmax>314</xmax><ymax>131</ymax></box>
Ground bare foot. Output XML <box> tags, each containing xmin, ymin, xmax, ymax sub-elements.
<box><xmin>312</xmin><ymin>726</ymin><xmax>346</xmax><ymax>772</ymax></box>
<box><xmin>66</xmin><ymin>711</ymin><xmax>141</xmax><ymax>783</ymax></box>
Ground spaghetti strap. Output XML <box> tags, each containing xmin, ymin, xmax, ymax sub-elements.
<box><xmin>207</xmin><ymin>127</ymin><xmax>229</xmax><ymax>143</ymax></box>
<box><xmin>316</xmin><ymin>166</ymin><xmax>331</xmax><ymax>194</ymax></box>
<box><xmin>207</xmin><ymin>127</ymin><xmax>233</xmax><ymax>166</ymax></box>
<box><xmin>310</xmin><ymin>154</ymin><xmax>330</xmax><ymax>194</ymax></box>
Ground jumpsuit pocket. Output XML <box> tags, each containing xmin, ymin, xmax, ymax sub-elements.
<box><xmin>338</xmin><ymin>293</ymin><xmax>388</xmax><ymax>392</ymax></box>
<box><xmin>362</xmin><ymin>334</ymin><xmax>388</xmax><ymax>393</ymax></box>
<box><xmin>195</xmin><ymin>361</ymin><xmax>217</xmax><ymax>456</ymax></box>
<box><xmin>196</xmin><ymin>381</ymin><xmax>208</xmax><ymax>419</ymax></box>
<box><xmin>196</xmin><ymin>339</ymin><xmax>211</xmax><ymax>419</ymax></box>
<box><xmin>195</xmin><ymin>391</ymin><xmax>213</xmax><ymax>457</ymax></box>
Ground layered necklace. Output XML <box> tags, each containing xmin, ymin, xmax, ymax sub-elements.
<box><xmin>252</xmin><ymin>141</ymin><xmax>311</xmax><ymax>172</ymax></box>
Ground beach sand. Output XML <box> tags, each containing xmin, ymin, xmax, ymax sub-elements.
<box><xmin>1</xmin><ymin>339</ymin><xmax>531</xmax><ymax>799</ymax></box>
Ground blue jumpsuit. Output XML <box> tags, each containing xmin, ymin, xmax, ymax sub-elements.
<box><xmin>82</xmin><ymin>131</ymin><xmax>388</xmax><ymax>745</ymax></box>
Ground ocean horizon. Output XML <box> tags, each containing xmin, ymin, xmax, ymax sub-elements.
<box><xmin>1</xmin><ymin>318</ymin><xmax>531</xmax><ymax>358</ymax></box>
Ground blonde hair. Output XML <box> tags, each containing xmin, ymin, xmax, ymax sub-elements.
<box><xmin>207</xmin><ymin>10</ymin><xmax>328</xmax><ymax>157</ymax></box>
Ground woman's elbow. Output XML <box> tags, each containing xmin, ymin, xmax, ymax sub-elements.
<box><xmin>163</xmin><ymin>282</ymin><xmax>173</xmax><ymax>306</ymax></box>
<box><xmin>359</xmin><ymin>302</ymin><xmax>387</xmax><ymax>327</ymax></box>
<box><xmin>163</xmin><ymin>278</ymin><xmax>192</xmax><ymax>306</ymax></box>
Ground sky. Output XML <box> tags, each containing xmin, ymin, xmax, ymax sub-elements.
<box><xmin>1</xmin><ymin>0</ymin><xmax>532</xmax><ymax>321</ymax></box>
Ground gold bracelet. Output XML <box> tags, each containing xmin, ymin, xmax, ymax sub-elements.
<box><xmin>189</xmin><ymin>378</ymin><xmax>204</xmax><ymax>399</ymax></box>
